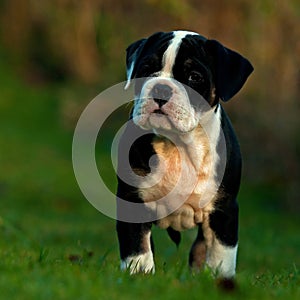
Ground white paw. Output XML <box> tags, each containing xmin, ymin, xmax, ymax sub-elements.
<box><xmin>121</xmin><ymin>252</ymin><xmax>155</xmax><ymax>274</ymax></box>
<box><xmin>206</xmin><ymin>241</ymin><xmax>237</xmax><ymax>278</ymax></box>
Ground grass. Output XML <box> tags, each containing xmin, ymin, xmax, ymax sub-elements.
<box><xmin>0</xmin><ymin>58</ymin><xmax>299</xmax><ymax>299</ymax></box>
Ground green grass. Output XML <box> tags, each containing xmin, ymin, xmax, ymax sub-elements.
<box><xmin>0</xmin><ymin>59</ymin><xmax>299</xmax><ymax>299</ymax></box>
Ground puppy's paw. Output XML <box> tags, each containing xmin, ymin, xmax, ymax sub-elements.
<box><xmin>121</xmin><ymin>252</ymin><xmax>155</xmax><ymax>275</ymax></box>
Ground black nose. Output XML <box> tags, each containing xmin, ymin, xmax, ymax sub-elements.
<box><xmin>151</xmin><ymin>84</ymin><xmax>172</xmax><ymax>107</ymax></box>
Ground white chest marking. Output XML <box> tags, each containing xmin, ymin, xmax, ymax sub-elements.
<box><xmin>138</xmin><ymin>106</ymin><xmax>222</xmax><ymax>231</ymax></box>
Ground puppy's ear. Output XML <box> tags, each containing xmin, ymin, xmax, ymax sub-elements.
<box><xmin>205</xmin><ymin>39</ymin><xmax>253</xmax><ymax>101</ymax></box>
<box><xmin>124</xmin><ymin>38</ymin><xmax>147</xmax><ymax>89</ymax></box>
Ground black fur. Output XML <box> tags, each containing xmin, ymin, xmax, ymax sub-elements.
<box><xmin>117</xmin><ymin>31</ymin><xmax>253</xmax><ymax>276</ymax></box>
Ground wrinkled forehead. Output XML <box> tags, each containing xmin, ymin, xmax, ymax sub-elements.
<box><xmin>139</xmin><ymin>31</ymin><xmax>207</xmax><ymax>69</ymax></box>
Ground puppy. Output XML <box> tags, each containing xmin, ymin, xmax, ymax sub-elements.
<box><xmin>116</xmin><ymin>30</ymin><xmax>253</xmax><ymax>278</ymax></box>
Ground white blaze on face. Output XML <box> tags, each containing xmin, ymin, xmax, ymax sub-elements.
<box><xmin>161</xmin><ymin>31</ymin><xmax>198</xmax><ymax>77</ymax></box>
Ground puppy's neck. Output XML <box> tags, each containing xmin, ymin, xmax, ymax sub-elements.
<box><xmin>153</xmin><ymin>105</ymin><xmax>221</xmax><ymax>173</ymax></box>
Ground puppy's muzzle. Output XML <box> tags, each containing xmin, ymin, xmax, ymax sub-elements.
<box><xmin>151</xmin><ymin>83</ymin><xmax>173</xmax><ymax>108</ymax></box>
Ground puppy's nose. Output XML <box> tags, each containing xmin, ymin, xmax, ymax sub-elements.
<box><xmin>151</xmin><ymin>84</ymin><xmax>172</xmax><ymax>107</ymax></box>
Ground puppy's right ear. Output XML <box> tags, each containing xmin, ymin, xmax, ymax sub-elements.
<box><xmin>125</xmin><ymin>38</ymin><xmax>147</xmax><ymax>90</ymax></box>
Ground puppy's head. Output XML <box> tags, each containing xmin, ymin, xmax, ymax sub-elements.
<box><xmin>125</xmin><ymin>31</ymin><xmax>253</xmax><ymax>133</ymax></box>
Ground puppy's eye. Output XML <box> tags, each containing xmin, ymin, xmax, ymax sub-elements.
<box><xmin>188</xmin><ymin>71</ymin><xmax>204</xmax><ymax>83</ymax></box>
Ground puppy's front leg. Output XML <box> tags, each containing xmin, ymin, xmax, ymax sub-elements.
<box><xmin>116</xmin><ymin>221</ymin><xmax>155</xmax><ymax>274</ymax></box>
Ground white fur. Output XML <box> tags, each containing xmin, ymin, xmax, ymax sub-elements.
<box><xmin>121</xmin><ymin>252</ymin><xmax>155</xmax><ymax>274</ymax></box>
<box><xmin>161</xmin><ymin>31</ymin><xmax>198</xmax><ymax>77</ymax></box>
<box><xmin>120</xmin><ymin>232</ymin><xmax>155</xmax><ymax>274</ymax></box>
<box><xmin>124</xmin><ymin>62</ymin><xmax>134</xmax><ymax>90</ymax></box>
<box><xmin>201</xmin><ymin>212</ymin><xmax>237</xmax><ymax>278</ymax></box>
<box><xmin>132</xmin><ymin>77</ymin><xmax>200</xmax><ymax>133</ymax></box>
<box><xmin>206</xmin><ymin>241</ymin><xmax>238</xmax><ymax>278</ymax></box>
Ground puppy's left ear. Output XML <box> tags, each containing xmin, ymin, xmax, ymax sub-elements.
<box><xmin>205</xmin><ymin>39</ymin><xmax>254</xmax><ymax>101</ymax></box>
<box><xmin>124</xmin><ymin>38</ymin><xmax>147</xmax><ymax>89</ymax></box>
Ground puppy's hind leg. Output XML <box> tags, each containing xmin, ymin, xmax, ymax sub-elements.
<box><xmin>189</xmin><ymin>224</ymin><xmax>207</xmax><ymax>270</ymax></box>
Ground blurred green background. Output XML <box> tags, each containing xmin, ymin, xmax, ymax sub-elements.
<box><xmin>0</xmin><ymin>1</ymin><xmax>299</xmax><ymax>299</ymax></box>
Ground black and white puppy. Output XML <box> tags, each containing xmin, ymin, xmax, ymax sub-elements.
<box><xmin>116</xmin><ymin>30</ymin><xmax>253</xmax><ymax>278</ymax></box>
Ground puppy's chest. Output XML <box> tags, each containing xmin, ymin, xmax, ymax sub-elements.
<box><xmin>137</xmin><ymin>136</ymin><xmax>218</xmax><ymax>230</ymax></box>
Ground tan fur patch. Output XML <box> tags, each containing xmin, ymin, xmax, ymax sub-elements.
<box><xmin>138</xmin><ymin>124</ymin><xmax>217</xmax><ymax>231</ymax></box>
